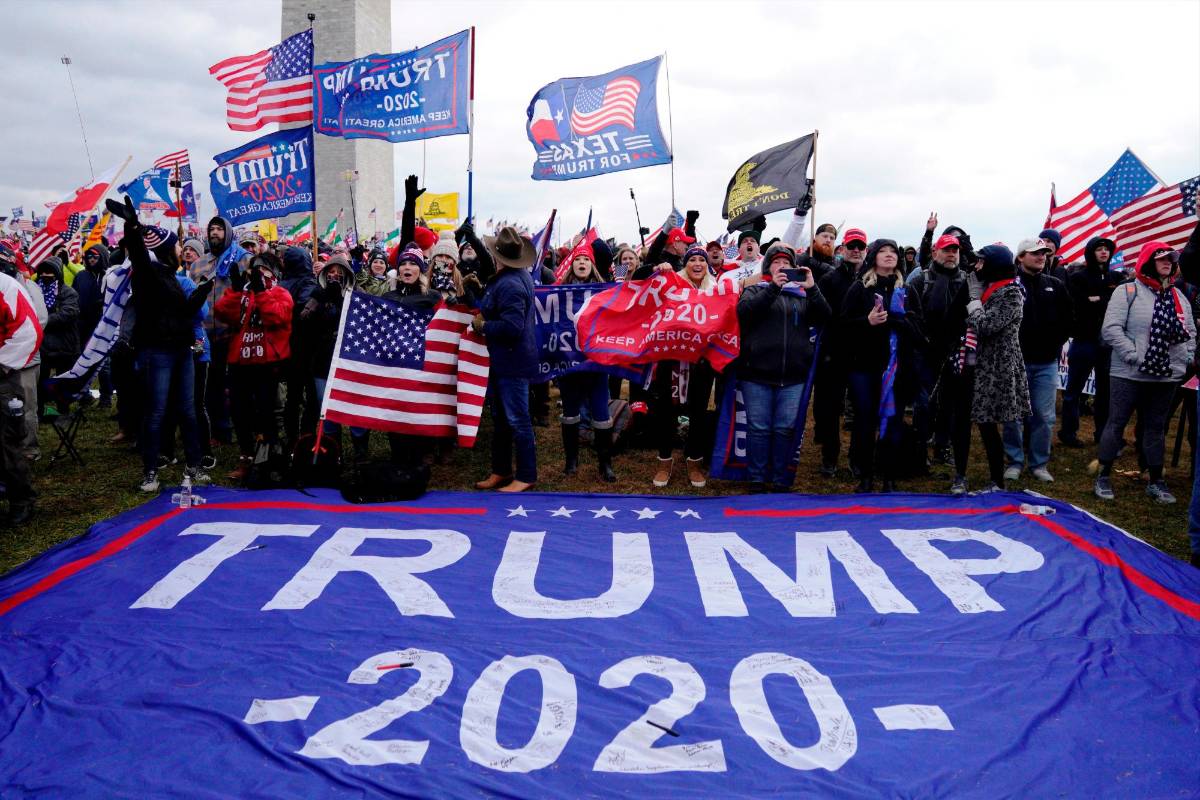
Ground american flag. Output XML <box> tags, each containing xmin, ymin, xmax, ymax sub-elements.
<box><xmin>154</xmin><ymin>149</ymin><xmax>192</xmax><ymax>182</ymax></box>
<box><xmin>321</xmin><ymin>292</ymin><xmax>489</xmax><ymax>447</ymax></box>
<box><xmin>26</xmin><ymin>213</ymin><xmax>81</xmax><ymax>268</ymax></box>
<box><xmin>570</xmin><ymin>76</ymin><xmax>640</xmax><ymax>136</ymax></box>
<box><xmin>209</xmin><ymin>29</ymin><xmax>313</xmax><ymax>132</ymax></box>
<box><xmin>1045</xmin><ymin>149</ymin><xmax>1158</xmax><ymax>264</ymax></box>
<box><xmin>1110</xmin><ymin>176</ymin><xmax>1199</xmax><ymax>266</ymax></box>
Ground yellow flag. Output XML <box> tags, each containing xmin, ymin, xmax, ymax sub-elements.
<box><xmin>82</xmin><ymin>212</ymin><xmax>111</xmax><ymax>252</ymax></box>
<box><xmin>426</xmin><ymin>221</ymin><xmax>457</xmax><ymax>232</ymax></box>
<box><xmin>254</xmin><ymin>220</ymin><xmax>279</xmax><ymax>241</ymax></box>
<box><xmin>416</xmin><ymin>192</ymin><xmax>459</xmax><ymax>221</ymax></box>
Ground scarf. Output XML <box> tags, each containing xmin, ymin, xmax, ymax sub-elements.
<box><xmin>878</xmin><ymin>285</ymin><xmax>906</xmax><ymax>436</ymax></box>
<box><xmin>52</xmin><ymin>266</ymin><xmax>132</xmax><ymax>383</ymax></box>
<box><xmin>952</xmin><ymin>278</ymin><xmax>1022</xmax><ymax>374</ymax></box>
<box><xmin>1136</xmin><ymin>275</ymin><xmax>1190</xmax><ymax>378</ymax></box>
<box><xmin>38</xmin><ymin>277</ymin><xmax>58</xmax><ymax>311</ymax></box>
<box><xmin>212</xmin><ymin>240</ymin><xmax>249</xmax><ymax>279</ymax></box>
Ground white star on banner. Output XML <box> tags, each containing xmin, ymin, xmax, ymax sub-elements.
<box><xmin>674</xmin><ymin>509</ymin><xmax>701</xmax><ymax>519</ymax></box>
<box><xmin>550</xmin><ymin>506</ymin><xmax>576</xmax><ymax>518</ymax></box>
<box><xmin>506</xmin><ymin>506</ymin><xmax>529</xmax><ymax>518</ymax></box>
<box><xmin>634</xmin><ymin>507</ymin><xmax>662</xmax><ymax>520</ymax></box>
<box><xmin>590</xmin><ymin>507</ymin><xmax>617</xmax><ymax>519</ymax></box>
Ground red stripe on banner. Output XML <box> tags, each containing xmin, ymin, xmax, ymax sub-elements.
<box><xmin>229</xmin><ymin>112</ymin><xmax>313</xmax><ymax>132</ymax></box>
<box><xmin>1029</xmin><ymin>515</ymin><xmax>1200</xmax><ymax>621</ymax></box>
<box><xmin>0</xmin><ymin>501</ymin><xmax>486</xmax><ymax>618</ymax></box>
<box><xmin>725</xmin><ymin>505</ymin><xmax>1023</xmax><ymax>518</ymax></box>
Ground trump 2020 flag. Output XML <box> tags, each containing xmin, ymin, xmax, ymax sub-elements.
<box><xmin>209</xmin><ymin>127</ymin><xmax>315</xmax><ymax>228</ymax></box>
<box><xmin>723</xmin><ymin>134</ymin><xmax>815</xmax><ymax>231</ymax></box>
<box><xmin>320</xmin><ymin>291</ymin><xmax>489</xmax><ymax>447</ymax></box>
<box><xmin>527</xmin><ymin>56</ymin><xmax>671</xmax><ymax>181</ymax></box>
<box><xmin>313</xmin><ymin>30</ymin><xmax>471</xmax><ymax>143</ymax></box>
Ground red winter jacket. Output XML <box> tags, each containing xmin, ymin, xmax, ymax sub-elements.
<box><xmin>214</xmin><ymin>285</ymin><xmax>294</xmax><ymax>365</ymax></box>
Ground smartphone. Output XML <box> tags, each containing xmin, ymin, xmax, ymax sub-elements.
<box><xmin>783</xmin><ymin>268</ymin><xmax>808</xmax><ymax>283</ymax></box>
<box><xmin>873</xmin><ymin>293</ymin><xmax>885</xmax><ymax>310</ymax></box>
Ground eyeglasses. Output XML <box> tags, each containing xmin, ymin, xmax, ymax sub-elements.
<box><xmin>844</xmin><ymin>242</ymin><xmax>866</xmax><ymax>251</ymax></box>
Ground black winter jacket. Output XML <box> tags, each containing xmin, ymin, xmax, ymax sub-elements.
<box><xmin>736</xmin><ymin>281</ymin><xmax>831</xmax><ymax>386</ymax></box>
<box><xmin>906</xmin><ymin>262</ymin><xmax>968</xmax><ymax>360</ymax></box>
<box><xmin>73</xmin><ymin>244</ymin><xmax>110</xmax><ymax>342</ymax></box>
<box><xmin>1016</xmin><ymin>269</ymin><xmax>1074</xmax><ymax>364</ymax></box>
<box><xmin>840</xmin><ymin>275</ymin><xmax>927</xmax><ymax>380</ymax></box>
<box><xmin>815</xmin><ymin>260</ymin><xmax>857</xmax><ymax>362</ymax></box>
<box><xmin>36</xmin><ymin>257</ymin><xmax>81</xmax><ymax>361</ymax></box>
<box><xmin>1067</xmin><ymin>237</ymin><xmax>1127</xmax><ymax>342</ymax></box>
<box><xmin>632</xmin><ymin>216</ymin><xmax>697</xmax><ymax>280</ymax></box>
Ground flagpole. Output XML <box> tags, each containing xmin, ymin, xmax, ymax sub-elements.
<box><xmin>663</xmin><ymin>52</ymin><xmax>676</xmax><ymax>211</ymax></box>
<box><xmin>308</xmin><ymin>13</ymin><xmax>319</xmax><ymax>265</ymax></box>
<box><xmin>809</xmin><ymin>129</ymin><xmax>819</xmax><ymax>252</ymax></box>
<box><xmin>313</xmin><ymin>284</ymin><xmax>355</xmax><ymax>464</ymax></box>
<box><xmin>466</xmin><ymin>26</ymin><xmax>476</xmax><ymax>223</ymax></box>
<box><xmin>172</xmin><ymin>165</ymin><xmax>185</xmax><ymax>244</ymax></box>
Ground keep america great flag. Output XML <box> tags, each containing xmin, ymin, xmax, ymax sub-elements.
<box><xmin>319</xmin><ymin>291</ymin><xmax>489</xmax><ymax>447</ymax></box>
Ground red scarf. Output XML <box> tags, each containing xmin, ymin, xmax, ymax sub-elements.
<box><xmin>981</xmin><ymin>277</ymin><xmax>1017</xmax><ymax>304</ymax></box>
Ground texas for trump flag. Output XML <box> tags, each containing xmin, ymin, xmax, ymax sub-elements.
<box><xmin>319</xmin><ymin>291</ymin><xmax>489</xmax><ymax>447</ymax></box>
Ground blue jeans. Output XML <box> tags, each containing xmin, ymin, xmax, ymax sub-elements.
<box><xmin>741</xmin><ymin>380</ymin><xmax>806</xmax><ymax>486</ymax></box>
<box><xmin>1188</xmin><ymin>389</ymin><xmax>1200</xmax><ymax>556</ymax></box>
<box><xmin>490</xmin><ymin>377</ymin><xmax>537</xmax><ymax>483</ymax></box>
<box><xmin>141</xmin><ymin>346</ymin><xmax>201</xmax><ymax>473</ymax></box>
<box><xmin>559</xmin><ymin>372</ymin><xmax>611</xmax><ymax>428</ymax></box>
<box><xmin>1003</xmin><ymin>361</ymin><xmax>1058</xmax><ymax>469</ymax></box>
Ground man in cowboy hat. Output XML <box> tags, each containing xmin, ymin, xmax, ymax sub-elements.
<box><xmin>473</xmin><ymin>227</ymin><xmax>539</xmax><ymax>493</ymax></box>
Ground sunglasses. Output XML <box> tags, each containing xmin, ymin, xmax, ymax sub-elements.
<box><xmin>844</xmin><ymin>242</ymin><xmax>866</xmax><ymax>251</ymax></box>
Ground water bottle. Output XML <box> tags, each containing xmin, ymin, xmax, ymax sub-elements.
<box><xmin>7</xmin><ymin>396</ymin><xmax>23</xmax><ymax>418</ymax></box>
<box><xmin>172</xmin><ymin>474</ymin><xmax>193</xmax><ymax>509</ymax></box>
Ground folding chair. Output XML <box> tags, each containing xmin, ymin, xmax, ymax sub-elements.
<box><xmin>46</xmin><ymin>371</ymin><xmax>96</xmax><ymax>467</ymax></box>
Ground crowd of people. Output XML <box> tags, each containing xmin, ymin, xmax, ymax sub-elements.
<box><xmin>0</xmin><ymin>179</ymin><xmax>1197</xmax><ymax>567</ymax></box>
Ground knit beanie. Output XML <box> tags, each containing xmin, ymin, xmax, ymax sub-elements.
<box><xmin>395</xmin><ymin>245</ymin><xmax>427</xmax><ymax>273</ymax></box>
<box><xmin>429</xmin><ymin>231</ymin><xmax>459</xmax><ymax>264</ymax></box>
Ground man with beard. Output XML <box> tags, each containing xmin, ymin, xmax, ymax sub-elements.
<box><xmin>918</xmin><ymin>215</ymin><xmax>977</xmax><ymax>273</ymax></box>
<box><xmin>907</xmin><ymin>234</ymin><xmax>968</xmax><ymax>476</ymax></box>
<box><xmin>191</xmin><ymin>216</ymin><xmax>250</xmax><ymax>445</ymax></box>
<box><xmin>797</xmin><ymin>223</ymin><xmax>838</xmax><ymax>284</ymax></box>
<box><xmin>812</xmin><ymin>227</ymin><xmax>868</xmax><ymax>477</ymax></box>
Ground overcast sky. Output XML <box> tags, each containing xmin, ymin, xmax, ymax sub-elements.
<box><xmin>4</xmin><ymin>0</ymin><xmax>1198</xmax><ymax>248</ymax></box>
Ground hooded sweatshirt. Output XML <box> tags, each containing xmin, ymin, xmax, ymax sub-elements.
<box><xmin>840</xmin><ymin>240</ymin><xmax>927</xmax><ymax>377</ymax></box>
<box><xmin>35</xmin><ymin>256</ymin><xmax>81</xmax><ymax>361</ymax></box>
<box><xmin>1067</xmin><ymin>237</ymin><xmax>1126</xmax><ymax>342</ymax></box>
<box><xmin>73</xmin><ymin>243</ymin><xmax>110</xmax><ymax>342</ymax></box>
<box><xmin>192</xmin><ymin>216</ymin><xmax>250</xmax><ymax>341</ymax></box>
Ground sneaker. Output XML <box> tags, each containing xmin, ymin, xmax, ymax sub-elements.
<box><xmin>934</xmin><ymin>446</ymin><xmax>954</xmax><ymax>466</ymax></box>
<box><xmin>950</xmin><ymin>476</ymin><xmax>968</xmax><ymax>496</ymax></box>
<box><xmin>652</xmin><ymin>457</ymin><xmax>673</xmax><ymax>488</ymax></box>
<box><xmin>200</xmin><ymin>455</ymin><xmax>218</xmax><ymax>471</ymax></box>
<box><xmin>156</xmin><ymin>455</ymin><xmax>177</xmax><ymax>470</ymax></box>
<box><xmin>1093</xmin><ymin>476</ymin><xmax>1114</xmax><ymax>500</ymax></box>
<box><xmin>1003</xmin><ymin>465</ymin><xmax>1022</xmax><ymax>481</ymax></box>
<box><xmin>139</xmin><ymin>471</ymin><xmax>160</xmax><ymax>493</ymax></box>
<box><xmin>978</xmin><ymin>481</ymin><xmax>1003</xmax><ymax>493</ymax></box>
<box><xmin>184</xmin><ymin>466</ymin><xmax>212</xmax><ymax>486</ymax></box>
<box><xmin>1031</xmin><ymin>466</ymin><xmax>1054</xmax><ymax>483</ymax></box>
<box><xmin>686</xmin><ymin>458</ymin><xmax>706</xmax><ymax>489</ymax></box>
<box><xmin>227</xmin><ymin>456</ymin><xmax>252</xmax><ymax>482</ymax></box>
<box><xmin>1145</xmin><ymin>481</ymin><xmax>1176</xmax><ymax>504</ymax></box>
<box><xmin>818</xmin><ymin>461</ymin><xmax>837</xmax><ymax>478</ymax></box>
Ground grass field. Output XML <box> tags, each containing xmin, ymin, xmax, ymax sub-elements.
<box><xmin>0</xmin><ymin>392</ymin><xmax>1193</xmax><ymax>577</ymax></box>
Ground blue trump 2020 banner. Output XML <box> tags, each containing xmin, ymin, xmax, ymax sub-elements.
<box><xmin>313</xmin><ymin>30</ymin><xmax>471</xmax><ymax>143</ymax></box>
<box><xmin>2</xmin><ymin>488</ymin><xmax>1199</xmax><ymax>797</ymax></box>
<box><xmin>527</xmin><ymin>56</ymin><xmax>671</xmax><ymax>181</ymax></box>
<box><xmin>209</xmin><ymin>127</ymin><xmax>314</xmax><ymax>227</ymax></box>
<box><xmin>532</xmin><ymin>283</ymin><xmax>639</xmax><ymax>383</ymax></box>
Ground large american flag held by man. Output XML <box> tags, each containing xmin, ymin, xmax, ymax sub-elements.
<box><xmin>1044</xmin><ymin>149</ymin><xmax>1158</xmax><ymax>264</ymax></box>
<box><xmin>570</xmin><ymin>76</ymin><xmax>640</xmax><ymax>136</ymax></box>
<box><xmin>209</xmin><ymin>29</ymin><xmax>313</xmax><ymax>132</ymax></box>
<box><xmin>1110</xmin><ymin>175</ymin><xmax>1199</xmax><ymax>266</ymax></box>
<box><xmin>321</xmin><ymin>291</ymin><xmax>489</xmax><ymax>447</ymax></box>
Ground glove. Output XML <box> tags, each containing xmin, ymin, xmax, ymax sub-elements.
<box><xmin>323</xmin><ymin>279</ymin><xmax>344</xmax><ymax>300</ymax></box>
<box><xmin>796</xmin><ymin>180</ymin><xmax>815</xmax><ymax>214</ymax></box>
<box><xmin>230</xmin><ymin>266</ymin><xmax>247</xmax><ymax>293</ymax></box>
<box><xmin>455</xmin><ymin>221</ymin><xmax>474</xmax><ymax>242</ymax></box>
<box><xmin>750</xmin><ymin>214</ymin><xmax>768</xmax><ymax>234</ymax></box>
<box><xmin>404</xmin><ymin>174</ymin><xmax>425</xmax><ymax>202</ymax></box>
<box><xmin>967</xmin><ymin>272</ymin><xmax>983</xmax><ymax>302</ymax></box>
<box><xmin>248</xmin><ymin>267</ymin><xmax>265</xmax><ymax>293</ymax></box>
<box><xmin>191</xmin><ymin>277</ymin><xmax>215</xmax><ymax>303</ymax></box>
<box><xmin>106</xmin><ymin>195</ymin><xmax>138</xmax><ymax>224</ymax></box>
<box><xmin>685</xmin><ymin>209</ymin><xmax>700</xmax><ymax>225</ymax></box>
<box><xmin>462</xmin><ymin>273</ymin><xmax>482</xmax><ymax>294</ymax></box>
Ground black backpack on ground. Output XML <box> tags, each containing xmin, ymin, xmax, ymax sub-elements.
<box><xmin>340</xmin><ymin>461</ymin><xmax>430</xmax><ymax>504</ymax></box>
<box><xmin>290</xmin><ymin>432</ymin><xmax>342</xmax><ymax>489</ymax></box>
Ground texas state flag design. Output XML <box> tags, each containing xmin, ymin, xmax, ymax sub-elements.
<box><xmin>528</xmin><ymin>94</ymin><xmax>567</xmax><ymax>146</ymax></box>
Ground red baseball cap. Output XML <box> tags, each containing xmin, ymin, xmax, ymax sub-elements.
<box><xmin>842</xmin><ymin>228</ymin><xmax>867</xmax><ymax>245</ymax></box>
<box><xmin>934</xmin><ymin>233</ymin><xmax>960</xmax><ymax>250</ymax></box>
<box><xmin>665</xmin><ymin>227</ymin><xmax>695</xmax><ymax>246</ymax></box>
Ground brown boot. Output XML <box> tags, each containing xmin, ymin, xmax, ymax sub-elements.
<box><xmin>110</xmin><ymin>431</ymin><xmax>130</xmax><ymax>445</ymax></box>
<box><xmin>652</xmin><ymin>457</ymin><xmax>673</xmax><ymax>487</ymax></box>
<box><xmin>498</xmin><ymin>479</ymin><xmax>535</xmax><ymax>493</ymax></box>
<box><xmin>475</xmin><ymin>473</ymin><xmax>512</xmax><ymax>490</ymax></box>
<box><xmin>227</xmin><ymin>456</ymin><xmax>252</xmax><ymax>482</ymax></box>
<box><xmin>686</xmin><ymin>458</ymin><xmax>707</xmax><ymax>488</ymax></box>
